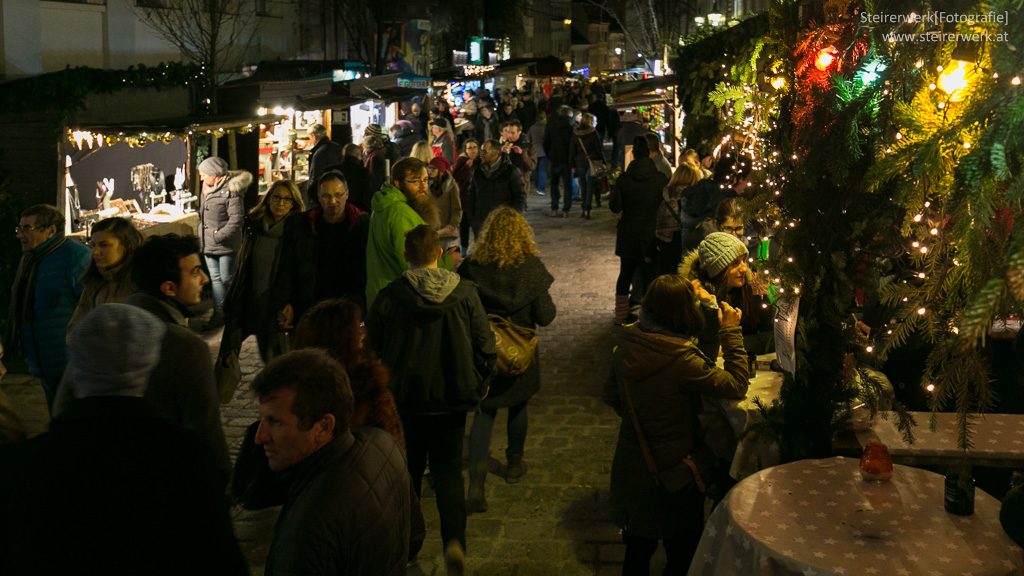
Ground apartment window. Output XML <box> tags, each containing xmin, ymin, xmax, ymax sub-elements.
<box><xmin>136</xmin><ymin>0</ymin><xmax>166</xmax><ymax>7</ymax></box>
<box><xmin>255</xmin><ymin>0</ymin><xmax>273</xmax><ymax>16</ymax></box>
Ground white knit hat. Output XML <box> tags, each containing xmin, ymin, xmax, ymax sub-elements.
<box><xmin>67</xmin><ymin>304</ymin><xmax>166</xmax><ymax>398</ymax></box>
<box><xmin>698</xmin><ymin>232</ymin><xmax>748</xmax><ymax>278</ymax></box>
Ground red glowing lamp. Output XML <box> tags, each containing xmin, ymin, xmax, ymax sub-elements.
<box><xmin>815</xmin><ymin>46</ymin><xmax>838</xmax><ymax>71</ymax></box>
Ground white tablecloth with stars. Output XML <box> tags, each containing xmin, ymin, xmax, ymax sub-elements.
<box><xmin>688</xmin><ymin>457</ymin><xmax>1024</xmax><ymax>576</ymax></box>
<box><xmin>857</xmin><ymin>412</ymin><xmax>1024</xmax><ymax>468</ymax></box>
<box><xmin>714</xmin><ymin>357</ymin><xmax>783</xmax><ymax>479</ymax></box>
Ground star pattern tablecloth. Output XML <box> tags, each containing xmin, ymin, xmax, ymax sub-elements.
<box><xmin>716</xmin><ymin>357</ymin><xmax>783</xmax><ymax>479</ymax></box>
<box><xmin>860</xmin><ymin>412</ymin><xmax>1024</xmax><ymax>468</ymax></box>
<box><xmin>689</xmin><ymin>457</ymin><xmax>1024</xmax><ymax>576</ymax></box>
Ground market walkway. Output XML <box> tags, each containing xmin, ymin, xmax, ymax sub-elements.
<box><xmin>3</xmin><ymin>201</ymin><xmax>644</xmax><ymax>575</ymax></box>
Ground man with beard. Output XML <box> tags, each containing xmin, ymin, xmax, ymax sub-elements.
<box><xmin>365</xmin><ymin>158</ymin><xmax>458</xmax><ymax>308</ymax></box>
<box><xmin>273</xmin><ymin>171</ymin><xmax>370</xmax><ymax>327</ymax></box>
<box><xmin>468</xmin><ymin>140</ymin><xmax>526</xmax><ymax>237</ymax></box>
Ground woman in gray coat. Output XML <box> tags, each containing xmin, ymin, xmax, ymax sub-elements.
<box><xmin>198</xmin><ymin>156</ymin><xmax>252</xmax><ymax>324</ymax></box>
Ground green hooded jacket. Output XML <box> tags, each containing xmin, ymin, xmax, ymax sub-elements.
<box><xmin>365</xmin><ymin>183</ymin><xmax>455</xmax><ymax>308</ymax></box>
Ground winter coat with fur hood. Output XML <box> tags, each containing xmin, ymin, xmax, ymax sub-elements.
<box><xmin>200</xmin><ymin>170</ymin><xmax>252</xmax><ymax>255</ymax></box>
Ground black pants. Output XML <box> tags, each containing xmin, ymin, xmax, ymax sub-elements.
<box><xmin>621</xmin><ymin>485</ymin><xmax>704</xmax><ymax>575</ymax></box>
<box><xmin>401</xmin><ymin>410</ymin><xmax>468</xmax><ymax>550</ymax></box>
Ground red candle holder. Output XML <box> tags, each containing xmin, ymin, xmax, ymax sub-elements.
<box><xmin>860</xmin><ymin>442</ymin><xmax>893</xmax><ymax>481</ymax></box>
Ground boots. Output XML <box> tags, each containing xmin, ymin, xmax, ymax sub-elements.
<box><xmin>614</xmin><ymin>294</ymin><xmax>631</xmax><ymax>324</ymax></box>
<box><xmin>466</xmin><ymin>462</ymin><xmax>488</xmax><ymax>513</ymax></box>
<box><xmin>505</xmin><ymin>450</ymin><xmax>526</xmax><ymax>484</ymax></box>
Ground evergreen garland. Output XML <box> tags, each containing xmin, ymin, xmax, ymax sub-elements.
<box><xmin>685</xmin><ymin>0</ymin><xmax>1024</xmax><ymax>454</ymax></box>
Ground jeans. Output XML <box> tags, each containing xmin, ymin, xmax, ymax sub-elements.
<box><xmin>549</xmin><ymin>162</ymin><xmax>573</xmax><ymax>212</ymax></box>
<box><xmin>577</xmin><ymin>167</ymin><xmax>598</xmax><ymax>211</ymax></box>
<box><xmin>468</xmin><ymin>402</ymin><xmax>529</xmax><ymax>465</ymax></box>
<box><xmin>401</xmin><ymin>410</ymin><xmax>468</xmax><ymax>550</ymax></box>
<box><xmin>534</xmin><ymin>157</ymin><xmax>549</xmax><ymax>192</ymax></box>
<box><xmin>204</xmin><ymin>253</ymin><xmax>236</xmax><ymax>313</ymax></box>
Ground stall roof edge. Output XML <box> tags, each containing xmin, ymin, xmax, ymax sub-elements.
<box><xmin>67</xmin><ymin>113</ymin><xmax>287</xmax><ymax>134</ymax></box>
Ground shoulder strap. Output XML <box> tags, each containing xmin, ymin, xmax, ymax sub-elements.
<box><xmin>662</xmin><ymin>189</ymin><xmax>685</xmax><ymax>227</ymax></box>
<box><xmin>617</xmin><ymin>368</ymin><xmax>663</xmax><ymax>486</ymax></box>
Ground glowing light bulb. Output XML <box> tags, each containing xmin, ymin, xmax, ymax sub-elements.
<box><xmin>815</xmin><ymin>46</ymin><xmax>838</xmax><ymax>71</ymax></box>
<box><xmin>895</xmin><ymin>132</ymin><xmax>903</xmax><ymax>140</ymax></box>
<box><xmin>926</xmin><ymin>383</ymin><xmax>935</xmax><ymax>392</ymax></box>
<box><xmin>913</xmin><ymin>214</ymin><xmax>922</xmax><ymax>222</ymax></box>
<box><xmin>865</xmin><ymin>345</ymin><xmax>874</xmax><ymax>353</ymax></box>
<box><xmin>917</xmin><ymin>307</ymin><xmax>926</xmax><ymax>315</ymax></box>
<box><xmin>1012</xmin><ymin>77</ymin><xmax>1021</xmax><ymax>86</ymax></box>
<box><xmin>938</xmin><ymin>60</ymin><xmax>970</xmax><ymax>100</ymax></box>
<box><xmin>920</xmin><ymin>246</ymin><xmax>928</xmax><ymax>254</ymax></box>
<box><xmin>930</xmin><ymin>228</ymin><xmax>938</xmax><ymax>235</ymax></box>
<box><xmin>771</xmin><ymin>76</ymin><xmax>786</xmax><ymax>90</ymax></box>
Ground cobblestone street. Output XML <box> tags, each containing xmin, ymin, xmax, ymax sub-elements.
<box><xmin>3</xmin><ymin>201</ymin><xmax>647</xmax><ymax>575</ymax></box>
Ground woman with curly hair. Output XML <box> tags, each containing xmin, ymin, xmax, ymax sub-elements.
<box><xmin>292</xmin><ymin>298</ymin><xmax>405</xmax><ymax>449</ymax></box>
<box><xmin>457</xmin><ymin>207</ymin><xmax>557</xmax><ymax>513</ymax></box>
<box><xmin>68</xmin><ymin>217</ymin><xmax>145</xmax><ymax>331</ymax></box>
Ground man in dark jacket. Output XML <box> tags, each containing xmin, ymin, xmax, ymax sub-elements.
<box><xmin>121</xmin><ymin>234</ymin><xmax>232</xmax><ymax>477</ymax></box>
<box><xmin>0</xmin><ymin>303</ymin><xmax>248</xmax><ymax>576</ymax></box>
<box><xmin>543</xmin><ymin>105</ymin><xmax>575</xmax><ymax>217</ymax></box>
<box><xmin>7</xmin><ymin>204</ymin><xmax>90</xmax><ymax>412</ymax></box>
<box><xmin>473</xmin><ymin>105</ymin><xmax>501</xmax><ymax>143</ymax></box>
<box><xmin>331</xmin><ymin>143</ymin><xmax>373</xmax><ymax>213</ymax></box>
<box><xmin>249</xmin><ymin>349</ymin><xmax>411</xmax><ymax>575</ymax></box>
<box><xmin>307</xmin><ymin>123</ymin><xmax>344</xmax><ymax>203</ymax></box>
<box><xmin>469</xmin><ymin>140</ymin><xmax>526</xmax><ymax>237</ymax></box>
<box><xmin>501</xmin><ymin>119</ymin><xmax>538</xmax><ymax>195</ymax></box>
<box><xmin>273</xmin><ymin>171</ymin><xmax>370</xmax><ymax>327</ymax></box>
<box><xmin>365</xmin><ymin>225</ymin><xmax>496</xmax><ymax>557</ymax></box>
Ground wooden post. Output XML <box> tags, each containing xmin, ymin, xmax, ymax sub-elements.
<box><xmin>227</xmin><ymin>131</ymin><xmax>238</xmax><ymax>169</ymax></box>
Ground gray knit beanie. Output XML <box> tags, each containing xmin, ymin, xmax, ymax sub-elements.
<box><xmin>198</xmin><ymin>156</ymin><xmax>229</xmax><ymax>177</ymax></box>
<box><xmin>67</xmin><ymin>304</ymin><xmax>166</xmax><ymax>399</ymax></box>
<box><xmin>698</xmin><ymin>232</ymin><xmax>748</xmax><ymax>278</ymax></box>
<box><xmin>364</xmin><ymin>124</ymin><xmax>385</xmax><ymax>138</ymax></box>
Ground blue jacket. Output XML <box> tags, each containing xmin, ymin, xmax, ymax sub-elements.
<box><xmin>18</xmin><ymin>236</ymin><xmax>90</xmax><ymax>380</ymax></box>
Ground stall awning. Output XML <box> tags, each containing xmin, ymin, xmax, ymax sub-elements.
<box><xmin>610</xmin><ymin>96</ymin><xmax>672</xmax><ymax>109</ymax></box>
<box><xmin>256</xmin><ymin>78</ymin><xmax>332</xmax><ymax>106</ymax></box>
<box><xmin>69</xmin><ymin>113</ymin><xmax>286</xmax><ymax>135</ymax></box>
<box><xmin>612</xmin><ymin>75</ymin><xmax>678</xmax><ymax>100</ymax></box>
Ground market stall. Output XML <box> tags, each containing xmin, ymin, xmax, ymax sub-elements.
<box><xmin>611</xmin><ymin>75</ymin><xmax>681</xmax><ymax>163</ymax></box>
<box><xmin>344</xmin><ymin>72</ymin><xmax>431</xmax><ymax>145</ymax></box>
<box><xmin>62</xmin><ymin>114</ymin><xmax>277</xmax><ymax>237</ymax></box>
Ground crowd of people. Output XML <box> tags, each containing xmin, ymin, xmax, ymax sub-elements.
<box><xmin>4</xmin><ymin>80</ymin><xmax>1020</xmax><ymax>576</ymax></box>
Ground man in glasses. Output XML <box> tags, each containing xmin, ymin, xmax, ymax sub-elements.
<box><xmin>273</xmin><ymin>170</ymin><xmax>370</xmax><ymax>329</ymax></box>
<box><xmin>5</xmin><ymin>204</ymin><xmax>90</xmax><ymax>413</ymax></box>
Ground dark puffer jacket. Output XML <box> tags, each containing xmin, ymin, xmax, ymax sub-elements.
<box><xmin>200</xmin><ymin>170</ymin><xmax>251</xmax><ymax>255</ymax></box>
<box><xmin>260</xmin><ymin>429</ymin><xmax>411</xmax><ymax>576</ymax></box>
<box><xmin>468</xmin><ymin>156</ymin><xmax>525</xmax><ymax>236</ymax></box>
<box><xmin>609</xmin><ymin>157</ymin><xmax>669</xmax><ymax>258</ymax></box>
<box><xmin>457</xmin><ymin>255</ymin><xmax>557</xmax><ymax>408</ymax></box>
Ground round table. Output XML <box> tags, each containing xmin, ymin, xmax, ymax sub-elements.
<box><xmin>689</xmin><ymin>457</ymin><xmax>1024</xmax><ymax>575</ymax></box>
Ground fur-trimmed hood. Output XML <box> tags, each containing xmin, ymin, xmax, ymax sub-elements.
<box><xmin>678</xmin><ymin>242</ymin><xmax>759</xmax><ymax>289</ymax></box>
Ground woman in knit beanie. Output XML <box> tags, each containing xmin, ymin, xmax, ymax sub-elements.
<box><xmin>679</xmin><ymin>232</ymin><xmax>774</xmax><ymax>362</ymax></box>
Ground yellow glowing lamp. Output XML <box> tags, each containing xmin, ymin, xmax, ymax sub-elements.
<box><xmin>815</xmin><ymin>46</ymin><xmax>838</xmax><ymax>71</ymax></box>
<box><xmin>937</xmin><ymin>59</ymin><xmax>970</xmax><ymax>100</ymax></box>
<box><xmin>770</xmin><ymin>76</ymin><xmax>786</xmax><ymax>90</ymax></box>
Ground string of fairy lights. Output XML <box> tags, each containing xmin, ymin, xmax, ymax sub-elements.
<box><xmin>701</xmin><ymin>15</ymin><xmax>1021</xmax><ymax>375</ymax></box>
